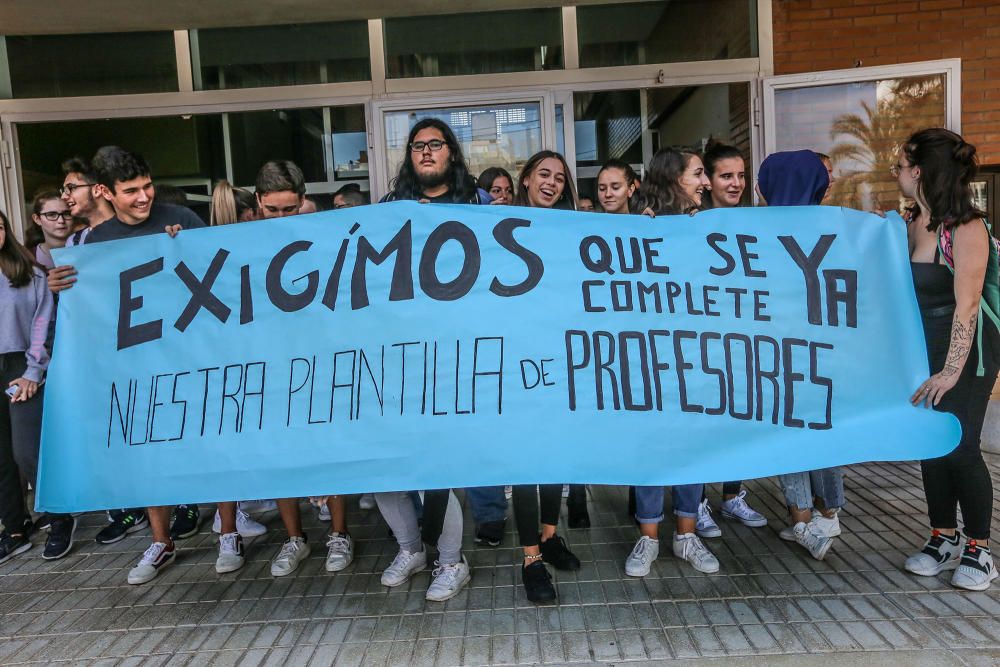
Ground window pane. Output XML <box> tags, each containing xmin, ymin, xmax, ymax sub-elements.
<box><xmin>383</xmin><ymin>103</ymin><xmax>543</xmax><ymax>184</ymax></box>
<box><xmin>574</xmin><ymin>84</ymin><xmax>751</xmax><ymax>202</ymax></box>
<box><xmin>331</xmin><ymin>106</ymin><xmax>370</xmax><ymax>180</ymax></box>
<box><xmin>17</xmin><ymin>115</ymin><xmax>225</xmax><ymax>220</ymax></box>
<box><xmin>384</xmin><ymin>9</ymin><xmax>563</xmax><ymax>78</ymax></box>
<box><xmin>578</xmin><ymin>0</ymin><xmax>757</xmax><ymax>68</ymax></box>
<box><xmin>228</xmin><ymin>108</ymin><xmax>327</xmax><ymax>185</ymax></box>
<box><xmin>195</xmin><ymin>22</ymin><xmax>370</xmax><ymax>89</ymax></box>
<box><xmin>573</xmin><ymin>90</ymin><xmax>643</xmax><ymax>169</ymax></box>
<box><xmin>773</xmin><ymin>74</ymin><xmax>946</xmax><ymax>210</ymax></box>
<box><xmin>5</xmin><ymin>32</ymin><xmax>177</xmax><ymax>98</ymax></box>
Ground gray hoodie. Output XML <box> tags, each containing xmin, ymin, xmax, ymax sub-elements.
<box><xmin>0</xmin><ymin>267</ymin><xmax>54</xmax><ymax>383</ymax></box>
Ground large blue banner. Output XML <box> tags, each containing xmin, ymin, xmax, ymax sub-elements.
<box><xmin>38</xmin><ymin>202</ymin><xmax>959</xmax><ymax>512</ymax></box>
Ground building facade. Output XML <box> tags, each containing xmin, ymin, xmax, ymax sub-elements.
<box><xmin>0</xmin><ymin>0</ymin><xmax>991</xmax><ymax>235</ymax></box>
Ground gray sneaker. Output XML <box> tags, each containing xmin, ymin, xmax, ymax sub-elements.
<box><xmin>625</xmin><ymin>536</ymin><xmax>660</xmax><ymax>577</ymax></box>
<box><xmin>951</xmin><ymin>543</ymin><xmax>998</xmax><ymax>591</ymax></box>
<box><xmin>270</xmin><ymin>536</ymin><xmax>310</xmax><ymax>576</ymax></box>
<box><xmin>672</xmin><ymin>532</ymin><xmax>719</xmax><ymax>573</ymax></box>
<box><xmin>695</xmin><ymin>499</ymin><xmax>722</xmax><ymax>538</ymax></box>
<box><xmin>780</xmin><ymin>511</ymin><xmax>841</xmax><ymax>541</ymax></box>
<box><xmin>793</xmin><ymin>522</ymin><xmax>832</xmax><ymax>560</ymax></box>
<box><xmin>425</xmin><ymin>556</ymin><xmax>471</xmax><ymax>601</ymax></box>
<box><xmin>324</xmin><ymin>532</ymin><xmax>354</xmax><ymax>572</ymax></box>
<box><xmin>381</xmin><ymin>548</ymin><xmax>427</xmax><ymax>587</ymax></box>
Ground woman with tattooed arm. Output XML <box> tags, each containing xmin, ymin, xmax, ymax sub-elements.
<box><xmin>900</xmin><ymin>128</ymin><xmax>999</xmax><ymax>591</ymax></box>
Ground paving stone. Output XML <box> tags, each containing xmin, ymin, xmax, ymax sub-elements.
<box><xmin>2</xmin><ymin>475</ymin><xmax>999</xmax><ymax>665</ymax></box>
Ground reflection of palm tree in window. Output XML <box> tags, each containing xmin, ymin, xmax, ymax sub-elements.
<box><xmin>827</xmin><ymin>76</ymin><xmax>944</xmax><ymax>211</ymax></box>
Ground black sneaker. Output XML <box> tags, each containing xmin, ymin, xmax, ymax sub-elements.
<box><xmin>170</xmin><ymin>505</ymin><xmax>201</xmax><ymax>540</ymax></box>
<box><xmin>43</xmin><ymin>515</ymin><xmax>77</xmax><ymax>560</ymax></box>
<box><xmin>95</xmin><ymin>509</ymin><xmax>148</xmax><ymax>544</ymax></box>
<box><xmin>474</xmin><ymin>520</ymin><xmax>505</xmax><ymax>547</ymax></box>
<box><xmin>0</xmin><ymin>531</ymin><xmax>32</xmax><ymax>566</ymax></box>
<box><xmin>539</xmin><ymin>534</ymin><xmax>581</xmax><ymax>571</ymax></box>
<box><xmin>34</xmin><ymin>512</ymin><xmax>54</xmax><ymax>532</ymax></box>
<box><xmin>522</xmin><ymin>560</ymin><xmax>556</xmax><ymax>603</ymax></box>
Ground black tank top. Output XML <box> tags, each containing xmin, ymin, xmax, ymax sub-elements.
<box><xmin>911</xmin><ymin>244</ymin><xmax>957</xmax><ymax>369</ymax></box>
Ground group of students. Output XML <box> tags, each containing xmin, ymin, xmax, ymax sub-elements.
<box><xmin>0</xmin><ymin>118</ymin><xmax>996</xmax><ymax>605</ymax></box>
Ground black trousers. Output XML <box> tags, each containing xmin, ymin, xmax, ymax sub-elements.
<box><xmin>921</xmin><ymin>360</ymin><xmax>997</xmax><ymax>540</ymax></box>
<box><xmin>920</xmin><ymin>311</ymin><xmax>998</xmax><ymax>541</ymax></box>
<box><xmin>511</xmin><ymin>484</ymin><xmax>563</xmax><ymax>548</ymax></box>
<box><xmin>0</xmin><ymin>352</ymin><xmax>44</xmax><ymax>534</ymax></box>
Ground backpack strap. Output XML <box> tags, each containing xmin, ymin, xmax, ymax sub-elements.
<box><xmin>937</xmin><ymin>221</ymin><xmax>1000</xmax><ymax>377</ymax></box>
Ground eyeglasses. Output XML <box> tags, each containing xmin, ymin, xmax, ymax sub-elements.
<box><xmin>889</xmin><ymin>163</ymin><xmax>911</xmax><ymax>178</ymax></box>
<box><xmin>38</xmin><ymin>211</ymin><xmax>73</xmax><ymax>221</ymax></box>
<box><xmin>59</xmin><ymin>182</ymin><xmax>93</xmax><ymax>196</ymax></box>
<box><xmin>409</xmin><ymin>139</ymin><xmax>447</xmax><ymax>153</ymax></box>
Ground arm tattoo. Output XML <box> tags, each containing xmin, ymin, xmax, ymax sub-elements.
<box><xmin>941</xmin><ymin>311</ymin><xmax>979</xmax><ymax>378</ymax></box>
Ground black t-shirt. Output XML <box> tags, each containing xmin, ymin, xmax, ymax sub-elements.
<box><xmin>85</xmin><ymin>203</ymin><xmax>205</xmax><ymax>245</ymax></box>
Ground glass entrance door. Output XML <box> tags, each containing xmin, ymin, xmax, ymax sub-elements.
<box><xmin>371</xmin><ymin>93</ymin><xmax>556</xmax><ymax>198</ymax></box>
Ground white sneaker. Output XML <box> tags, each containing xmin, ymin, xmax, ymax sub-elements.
<box><xmin>215</xmin><ymin>532</ymin><xmax>245</xmax><ymax>574</ymax></box>
<box><xmin>425</xmin><ymin>556</ymin><xmax>471</xmax><ymax>601</ymax></box>
<box><xmin>672</xmin><ymin>532</ymin><xmax>719</xmax><ymax>573</ymax></box>
<box><xmin>270</xmin><ymin>536</ymin><xmax>310</xmax><ymax>576</ymax></box>
<box><xmin>317</xmin><ymin>504</ymin><xmax>331</xmax><ymax>522</ymax></box>
<box><xmin>381</xmin><ymin>548</ymin><xmax>427</xmax><ymax>587</ymax></box>
<box><xmin>720</xmin><ymin>491</ymin><xmax>767</xmax><ymax>527</ymax></box>
<box><xmin>358</xmin><ymin>494</ymin><xmax>376</xmax><ymax>510</ymax></box>
<box><xmin>904</xmin><ymin>531</ymin><xmax>962</xmax><ymax>576</ymax></box>
<box><xmin>504</xmin><ymin>485</ymin><xmax>513</xmax><ymax>500</ymax></box>
<box><xmin>212</xmin><ymin>509</ymin><xmax>267</xmax><ymax>537</ymax></box>
<box><xmin>324</xmin><ymin>532</ymin><xmax>354</xmax><ymax>572</ymax></box>
<box><xmin>951</xmin><ymin>543</ymin><xmax>999</xmax><ymax>591</ymax></box>
<box><xmin>239</xmin><ymin>499</ymin><xmax>277</xmax><ymax>513</ymax></box>
<box><xmin>779</xmin><ymin>511</ymin><xmax>841</xmax><ymax>541</ymax></box>
<box><xmin>625</xmin><ymin>536</ymin><xmax>660</xmax><ymax>577</ymax></box>
<box><xmin>127</xmin><ymin>542</ymin><xmax>176</xmax><ymax>585</ymax></box>
<box><xmin>695</xmin><ymin>499</ymin><xmax>722</xmax><ymax>538</ymax></box>
<box><xmin>793</xmin><ymin>522</ymin><xmax>832</xmax><ymax>560</ymax></box>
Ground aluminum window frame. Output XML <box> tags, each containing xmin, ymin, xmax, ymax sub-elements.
<box><xmin>0</xmin><ymin>2</ymin><xmax>773</xmax><ymax>237</ymax></box>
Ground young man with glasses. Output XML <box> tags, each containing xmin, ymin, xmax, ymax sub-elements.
<box><xmin>374</xmin><ymin>118</ymin><xmax>495</xmax><ymax>601</ymax></box>
<box><xmin>380</xmin><ymin>118</ymin><xmax>491</xmax><ymax>205</ymax></box>
<box><xmin>60</xmin><ymin>157</ymin><xmax>115</xmax><ymax>246</ymax></box>
<box><xmin>47</xmin><ymin>146</ymin><xmax>208</xmax><ymax>583</ymax></box>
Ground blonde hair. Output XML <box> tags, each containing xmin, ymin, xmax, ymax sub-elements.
<box><xmin>210</xmin><ymin>180</ymin><xmax>258</xmax><ymax>225</ymax></box>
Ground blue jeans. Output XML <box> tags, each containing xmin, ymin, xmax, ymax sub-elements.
<box><xmin>465</xmin><ymin>486</ymin><xmax>507</xmax><ymax>523</ymax></box>
<box><xmin>779</xmin><ymin>468</ymin><xmax>844</xmax><ymax>511</ymax></box>
<box><xmin>634</xmin><ymin>484</ymin><xmax>704</xmax><ymax>522</ymax></box>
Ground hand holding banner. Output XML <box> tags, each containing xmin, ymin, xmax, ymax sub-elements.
<box><xmin>38</xmin><ymin>202</ymin><xmax>959</xmax><ymax>512</ymax></box>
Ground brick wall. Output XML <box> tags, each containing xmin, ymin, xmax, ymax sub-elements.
<box><xmin>773</xmin><ymin>0</ymin><xmax>1000</xmax><ymax>164</ymax></box>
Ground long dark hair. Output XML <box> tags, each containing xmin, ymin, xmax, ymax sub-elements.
<box><xmin>477</xmin><ymin>167</ymin><xmax>513</xmax><ymax>194</ymax></box>
<box><xmin>636</xmin><ymin>147</ymin><xmax>701</xmax><ymax>215</ymax></box>
<box><xmin>388</xmin><ymin>118</ymin><xmax>478</xmax><ymax>202</ymax></box>
<box><xmin>903</xmin><ymin>128</ymin><xmax>985</xmax><ymax>232</ymax></box>
<box><xmin>514</xmin><ymin>150</ymin><xmax>578</xmax><ymax>210</ymax></box>
<box><xmin>0</xmin><ymin>210</ymin><xmax>36</xmax><ymax>288</ymax></box>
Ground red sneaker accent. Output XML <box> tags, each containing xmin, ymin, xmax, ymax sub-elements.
<box><xmin>932</xmin><ymin>529</ymin><xmax>941</xmax><ymax>537</ymax></box>
<box><xmin>968</xmin><ymin>539</ymin><xmax>979</xmax><ymax>553</ymax></box>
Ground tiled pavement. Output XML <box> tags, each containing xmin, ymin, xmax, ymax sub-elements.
<box><xmin>3</xmin><ymin>458</ymin><xmax>1000</xmax><ymax>666</ymax></box>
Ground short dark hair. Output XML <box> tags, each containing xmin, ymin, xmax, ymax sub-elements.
<box><xmin>92</xmin><ymin>146</ymin><xmax>151</xmax><ymax>193</ymax></box>
<box><xmin>61</xmin><ymin>156</ymin><xmax>97</xmax><ymax>183</ymax></box>
<box><xmin>255</xmin><ymin>160</ymin><xmax>306</xmax><ymax>197</ymax></box>
<box><xmin>337</xmin><ymin>189</ymin><xmax>366</xmax><ymax>207</ymax></box>
<box><xmin>154</xmin><ymin>184</ymin><xmax>190</xmax><ymax>207</ymax></box>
